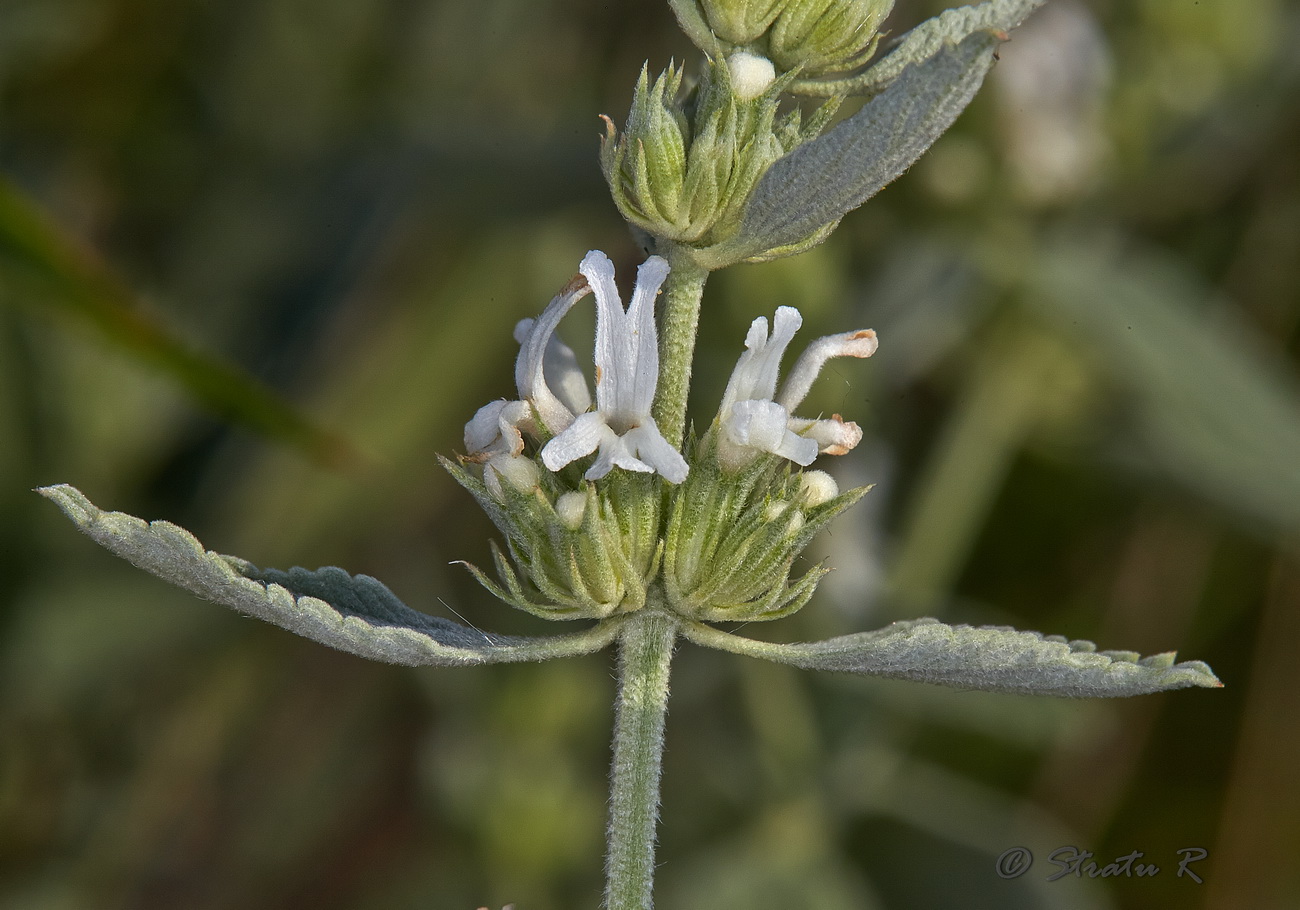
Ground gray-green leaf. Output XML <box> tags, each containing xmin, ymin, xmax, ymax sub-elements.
<box><xmin>700</xmin><ymin>32</ymin><xmax>999</xmax><ymax>267</ymax></box>
<box><xmin>683</xmin><ymin>618</ymin><xmax>1220</xmax><ymax>697</ymax></box>
<box><xmin>38</xmin><ymin>484</ymin><xmax>621</xmax><ymax>667</ymax></box>
<box><xmin>699</xmin><ymin>0</ymin><xmax>1048</xmax><ymax>267</ymax></box>
<box><xmin>849</xmin><ymin>0</ymin><xmax>1047</xmax><ymax>99</ymax></box>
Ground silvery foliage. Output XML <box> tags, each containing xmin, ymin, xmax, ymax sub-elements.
<box><xmin>39</xmin><ymin>484</ymin><xmax>1220</xmax><ymax>695</ymax></box>
<box><xmin>39</xmin><ymin>0</ymin><xmax>1219</xmax><ymax>709</ymax></box>
<box><xmin>654</xmin><ymin>0</ymin><xmax>1053</xmax><ymax>267</ymax></box>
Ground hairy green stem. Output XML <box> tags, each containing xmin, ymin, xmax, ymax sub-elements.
<box><xmin>604</xmin><ymin>601</ymin><xmax>678</xmax><ymax>910</ymax></box>
<box><xmin>653</xmin><ymin>248</ymin><xmax>710</xmax><ymax>449</ymax></box>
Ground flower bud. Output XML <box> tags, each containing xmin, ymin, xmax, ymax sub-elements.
<box><xmin>726</xmin><ymin>51</ymin><xmax>777</xmax><ymax>101</ymax></box>
<box><xmin>699</xmin><ymin>0</ymin><xmax>784</xmax><ymax>44</ymax></box>
<box><xmin>768</xmin><ymin>0</ymin><xmax>894</xmax><ymax>77</ymax></box>
<box><xmin>662</xmin><ymin>443</ymin><xmax>868</xmax><ymax>623</ymax></box>
<box><xmin>675</xmin><ymin>0</ymin><xmax>894</xmax><ymax>94</ymax></box>
<box><xmin>601</xmin><ymin>57</ymin><xmax>793</xmax><ymax>250</ymax></box>
<box><xmin>555</xmin><ymin>490</ymin><xmax>588</xmax><ymax>530</ymax></box>
<box><xmin>484</xmin><ymin>454</ymin><xmax>540</xmax><ymax>499</ymax></box>
<box><xmin>797</xmin><ymin>470</ymin><xmax>839</xmax><ymax>507</ymax></box>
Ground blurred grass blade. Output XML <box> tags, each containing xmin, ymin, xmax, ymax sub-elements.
<box><xmin>39</xmin><ymin>484</ymin><xmax>623</xmax><ymax>665</ymax></box>
<box><xmin>683</xmin><ymin>617</ymin><xmax>1221</xmax><ymax>697</ymax></box>
<box><xmin>0</xmin><ymin>178</ymin><xmax>359</xmax><ymax>467</ymax></box>
<box><xmin>1027</xmin><ymin>235</ymin><xmax>1300</xmax><ymax>535</ymax></box>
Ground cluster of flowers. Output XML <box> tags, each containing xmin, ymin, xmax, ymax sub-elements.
<box><xmin>448</xmin><ymin>251</ymin><xmax>876</xmax><ymax>623</ymax></box>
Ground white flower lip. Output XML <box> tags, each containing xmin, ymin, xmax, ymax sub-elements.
<box><xmin>541</xmin><ymin>251</ymin><xmax>689</xmax><ymax>484</ymax></box>
<box><xmin>465</xmin><ymin>251</ymin><xmax>688</xmax><ymax>483</ymax></box>
<box><xmin>464</xmin><ymin>399</ymin><xmax>531</xmax><ymax>459</ymax></box>
<box><xmin>715</xmin><ymin>306</ymin><xmax>877</xmax><ymax>468</ymax></box>
<box><xmin>463</xmin><ymin>275</ymin><xmax>594</xmax><ymax>462</ymax></box>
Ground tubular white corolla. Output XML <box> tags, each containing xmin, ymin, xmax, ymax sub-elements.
<box><xmin>715</xmin><ymin>305</ymin><xmax>877</xmax><ymax>470</ymax></box>
<box><xmin>541</xmin><ymin>251</ymin><xmax>689</xmax><ymax>483</ymax></box>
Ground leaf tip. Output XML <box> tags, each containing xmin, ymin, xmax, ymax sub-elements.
<box><xmin>36</xmin><ymin>483</ymin><xmax>95</xmax><ymax>526</ymax></box>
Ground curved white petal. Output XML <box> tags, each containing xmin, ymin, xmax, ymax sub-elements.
<box><xmin>777</xmin><ymin>328</ymin><xmax>878</xmax><ymax>411</ymax></box>
<box><xmin>621</xmin><ymin>420</ymin><xmax>689</xmax><ymax>484</ymax></box>
<box><xmin>515</xmin><ymin>275</ymin><xmax>591</xmax><ymax>434</ymax></box>
<box><xmin>587</xmin><ymin>436</ymin><xmax>655</xmax><ymax>480</ymax></box>
<box><xmin>516</xmin><ymin>317</ymin><xmax>592</xmax><ymax>416</ymax></box>
<box><xmin>623</xmin><ymin>256</ymin><xmax>670</xmax><ymax>415</ymax></box>
<box><xmin>582</xmin><ymin>251</ymin><xmax>669</xmax><ymax>421</ymax></box>
<box><xmin>725</xmin><ymin>399</ymin><xmax>791</xmax><ymax>451</ymax></box>
<box><xmin>788</xmin><ymin>415</ymin><xmax>864</xmax><ymax>457</ymax></box>
<box><xmin>466</xmin><ymin>400</ymin><xmax>510</xmax><ymax>454</ymax></box>
<box><xmin>722</xmin><ymin>399</ymin><xmax>819</xmax><ymax>467</ymax></box>
<box><xmin>719</xmin><ymin>306</ymin><xmax>803</xmax><ymax>414</ymax></box>
<box><xmin>465</xmin><ymin>399</ymin><xmax>530</xmax><ymax>457</ymax></box>
<box><xmin>541</xmin><ymin>410</ymin><xmax>610</xmax><ymax>472</ymax></box>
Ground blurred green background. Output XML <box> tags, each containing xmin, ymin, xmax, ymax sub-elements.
<box><xmin>2</xmin><ymin>0</ymin><xmax>1297</xmax><ymax>907</ymax></box>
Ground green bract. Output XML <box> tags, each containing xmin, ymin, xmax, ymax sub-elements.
<box><xmin>601</xmin><ymin>56</ymin><xmax>839</xmax><ymax>261</ymax></box>
<box><xmin>663</xmin><ymin>443</ymin><xmax>869</xmax><ymax>621</ymax></box>
<box><xmin>600</xmin><ymin>58</ymin><xmax>836</xmax><ymax>252</ymax></box>
<box><xmin>672</xmin><ymin>0</ymin><xmax>895</xmax><ymax>88</ymax></box>
<box><xmin>443</xmin><ymin>456</ymin><xmax>663</xmax><ymax>620</ymax></box>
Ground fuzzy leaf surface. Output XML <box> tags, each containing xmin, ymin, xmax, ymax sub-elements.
<box><xmin>851</xmin><ymin>0</ymin><xmax>1047</xmax><ymax>98</ymax></box>
<box><xmin>704</xmin><ymin>0</ymin><xmax>1046</xmax><ymax>266</ymax></box>
<box><xmin>684</xmin><ymin>618</ymin><xmax>1221</xmax><ymax>697</ymax></box>
<box><xmin>39</xmin><ymin>484</ymin><xmax>620</xmax><ymax>667</ymax></box>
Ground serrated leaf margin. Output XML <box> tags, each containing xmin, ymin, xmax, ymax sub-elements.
<box><xmin>682</xmin><ymin>617</ymin><xmax>1221</xmax><ymax>697</ymax></box>
<box><xmin>38</xmin><ymin>484</ymin><xmax>621</xmax><ymax>667</ymax></box>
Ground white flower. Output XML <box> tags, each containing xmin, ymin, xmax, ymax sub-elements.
<box><xmin>464</xmin><ymin>274</ymin><xmax>593</xmax><ymax>461</ymax></box>
<box><xmin>541</xmin><ymin>251</ymin><xmax>689</xmax><ymax>483</ymax></box>
<box><xmin>715</xmin><ymin>305</ymin><xmax>877</xmax><ymax>470</ymax></box>
<box><xmin>513</xmin><ymin>274</ymin><xmax>594</xmax><ymax>435</ymax></box>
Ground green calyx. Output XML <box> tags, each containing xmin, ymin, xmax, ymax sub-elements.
<box><xmin>768</xmin><ymin>0</ymin><xmax>893</xmax><ymax>77</ymax></box>
<box><xmin>672</xmin><ymin>0</ymin><xmax>895</xmax><ymax>90</ymax></box>
<box><xmin>662</xmin><ymin>437</ymin><xmax>870</xmax><ymax>622</ymax></box>
<box><xmin>441</xmin><ymin>455</ymin><xmax>663</xmax><ymax>621</ymax></box>
<box><xmin>443</xmin><ymin>438</ymin><xmax>868</xmax><ymax>625</ymax></box>
<box><xmin>601</xmin><ymin>56</ymin><xmax>840</xmax><ymax>265</ymax></box>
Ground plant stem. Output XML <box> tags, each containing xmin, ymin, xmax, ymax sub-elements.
<box><xmin>604</xmin><ymin>600</ymin><xmax>678</xmax><ymax>910</ymax></box>
<box><xmin>653</xmin><ymin>248</ymin><xmax>710</xmax><ymax>449</ymax></box>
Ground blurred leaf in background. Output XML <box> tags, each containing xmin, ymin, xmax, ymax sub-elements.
<box><xmin>2</xmin><ymin>0</ymin><xmax>1297</xmax><ymax>909</ymax></box>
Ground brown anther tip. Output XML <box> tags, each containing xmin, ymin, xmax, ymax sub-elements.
<box><xmin>560</xmin><ymin>273</ymin><xmax>590</xmax><ymax>296</ymax></box>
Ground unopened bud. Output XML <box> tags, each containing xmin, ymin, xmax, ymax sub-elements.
<box><xmin>484</xmin><ymin>455</ymin><xmax>540</xmax><ymax>499</ymax></box>
<box><xmin>768</xmin><ymin>0</ymin><xmax>894</xmax><ymax>76</ymax></box>
<box><xmin>798</xmin><ymin>470</ymin><xmax>839</xmax><ymax>507</ymax></box>
<box><xmin>700</xmin><ymin>0</ymin><xmax>784</xmax><ymax>44</ymax></box>
<box><xmin>555</xmin><ymin>491</ymin><xmax>588</xmax><ymax>530</ymax></box>
<box><xmin>763</xmin><ymin>500</ymin><xmax>792</xmax><ymax>522</ymax></box>
<box><xmin>727</xmin><ymin>51</ymin><xmax>777</xmax><ymax>101</ymax></box>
